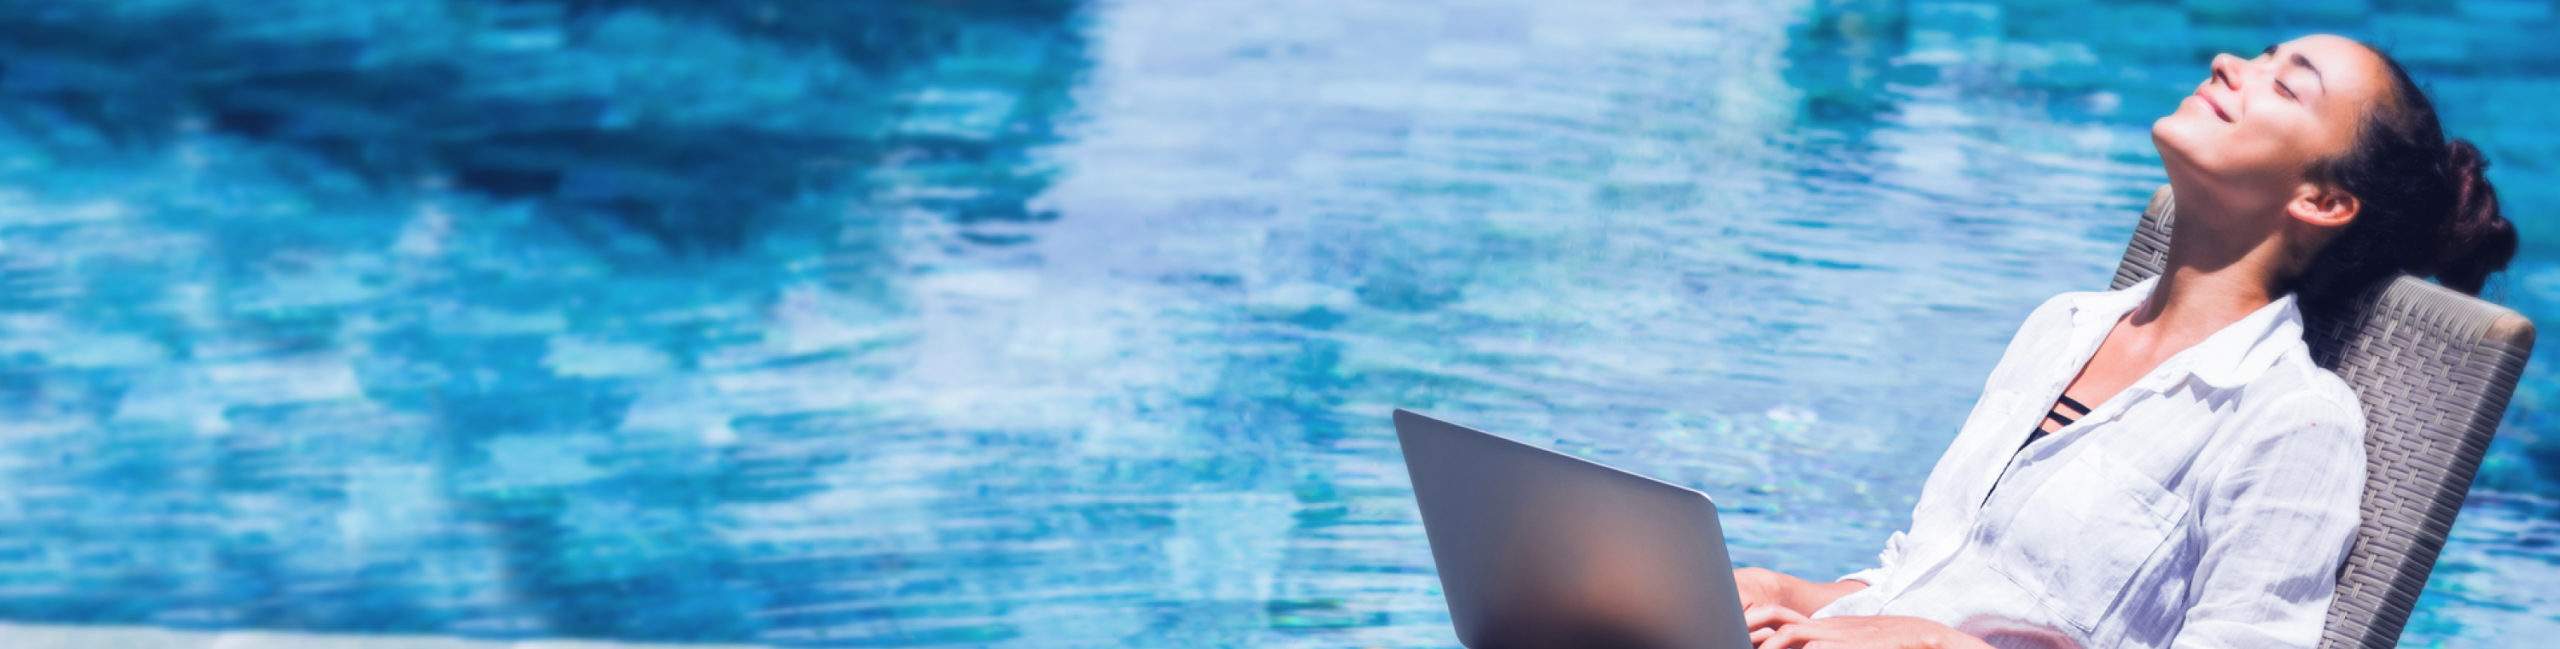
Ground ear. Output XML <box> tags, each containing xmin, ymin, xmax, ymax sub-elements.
<box><xmin>2286</xmin><ymin>182</ymin><xmax>2359</xmax><ymax>229</ymax></box>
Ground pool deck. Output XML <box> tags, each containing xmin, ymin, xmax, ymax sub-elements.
<box><xmin>0</xmin><ymin>623</ymin><xmax>772</xmax><ymax>648</ymax></box>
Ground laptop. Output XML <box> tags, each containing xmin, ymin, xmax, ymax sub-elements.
<box><xmin>1393</xmin><ymin>409</ymin><xmax>1752</xmax><ymax>649</ymax></box>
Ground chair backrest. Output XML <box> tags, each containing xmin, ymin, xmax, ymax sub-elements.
<box><xmin>2109</xmin><ymin>185</ymin><xmax>2538</xmax><ymax>649</ymax></box>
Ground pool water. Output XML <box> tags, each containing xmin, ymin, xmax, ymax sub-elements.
<box><xmin>0</xmin><ymin>0</ymin><xmax>2556</xmax><ymax>646</ymax></box>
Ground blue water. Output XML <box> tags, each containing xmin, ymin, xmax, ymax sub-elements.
<box><xmin>0</xmin><ymin>0</ymin><xmax>2556</xmax><ymax>646</ymax></box>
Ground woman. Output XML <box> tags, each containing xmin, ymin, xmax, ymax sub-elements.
<box><xmin>1735</xmin><ymin>34</ymin><xmax>2518</xmax><ymax>649</ymax></box>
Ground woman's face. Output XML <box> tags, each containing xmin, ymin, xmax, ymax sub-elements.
<box><xmin>2151</xmin><ymin>34</ymin><xmax>2392</xmax><ymax>228</ymax></box>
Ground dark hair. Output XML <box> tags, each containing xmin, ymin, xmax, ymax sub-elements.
<box><xmin>2291</xmin><ymin>45</ymin><xmax>2517</xmax><ymax>303</ymax></box>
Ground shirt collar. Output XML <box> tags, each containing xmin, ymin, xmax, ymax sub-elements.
<box><xmin>2063</xmin><ymin>276</ymin><xmax>2305</xmax><ymax>390</ymax></box>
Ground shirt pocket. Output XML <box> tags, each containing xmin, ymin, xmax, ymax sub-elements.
<box><xmin>1986</xmin><ymin>450</ymin><xmax>2190</xmax><ymax>634</ymax></box>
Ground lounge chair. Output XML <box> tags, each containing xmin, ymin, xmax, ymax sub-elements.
<box><xmin>2106</xmin><ymin>185</ymin><xmax>2538</xmax><ymax>649</ymax></box>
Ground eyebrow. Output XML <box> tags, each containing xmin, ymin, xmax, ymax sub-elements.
<box><xmin>2262</xmin><ymin>44</ymin><xmax>2328</xmax><ymax>96</ymax></box>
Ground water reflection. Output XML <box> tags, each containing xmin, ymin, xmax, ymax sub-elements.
<box><xmin>0</xmin><ymin>0</ymin><xmax>1092</xmax><ymax>642</ymax></box>
<box><xmin>0</xmin><ymin>0</ymin><xmax>2555</xmax><ymax>647</ymax></box>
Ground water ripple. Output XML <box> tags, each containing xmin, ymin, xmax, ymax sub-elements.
<box><xmin>2</xmin><ymin>0</ymin><xmax>2559</xmax><ymax>647</ymax></box>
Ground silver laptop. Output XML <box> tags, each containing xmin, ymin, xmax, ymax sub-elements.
<box><xmin>1394</xmin><ymin>409</ymin><xmax>1751</xmax><ymax>649</ymax></box>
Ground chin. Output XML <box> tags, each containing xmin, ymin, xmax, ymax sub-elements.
<box><xmin>2157</xmin><ymin>106</ymin><xmax>2240</xmax><ymax>170</ymax></box>
<box><xmin>2152</xmin><ymin>117</ymin><xmax>2203</xmax><ymax>173</ymax></box>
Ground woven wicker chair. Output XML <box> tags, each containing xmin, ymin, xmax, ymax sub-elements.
<box><xmin>2107</xmin><ymin>185</ymin><xmax>2537</xmax><ymax>649</ymax></box>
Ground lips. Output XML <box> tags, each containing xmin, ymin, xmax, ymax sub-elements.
<box><xmin>2195</xmin><ymin>91</ymin><xmax>2233</xmax><ymax>123</ymax></box>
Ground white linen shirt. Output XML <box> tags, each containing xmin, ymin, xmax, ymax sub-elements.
<box><xmin>1813</xmin><ymin>277</ymin><xmax>2367</xmax><ymax>649</ymax></box>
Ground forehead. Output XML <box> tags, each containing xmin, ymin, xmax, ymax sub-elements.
<box><xmin>2280</xmin><ymin>35</ymin><xmax>2392</xmax><ymax>115</ymax></box>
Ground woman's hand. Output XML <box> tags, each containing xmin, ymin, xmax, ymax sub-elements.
<box><xmin>1735</xmin><ymin>567</ymin><xmax>1867</xmax><ymax>615</ymax></box>
<box><xmin>1745</xmin><ymin>603</ymin><xmax>1812</xmax><ymax>644</ymax></box>
<box><xmin>1733</xmin><ymin>567</ymin><xmax>1802</xmax><ymax>611</ymax></box>
<box><xmin>1750</xmin><ymin>614</ymin><xmax>1993</xmax><ymax>649</ymax></box>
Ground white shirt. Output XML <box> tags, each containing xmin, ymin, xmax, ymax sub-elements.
<box><xmin>1813</xmin><ymin>277</ymin><xmax>2367</xmax><ymax>649</ymax></box>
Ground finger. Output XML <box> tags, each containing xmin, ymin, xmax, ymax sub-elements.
<box><xmin>1751</xmin><ymin>627</ymin><xmax>1772</xmax><ymax>644</ymax></box>
<box><xmin>1773</xmin><ymin>606</ymin><xmax>1809</xmax><ymax>627</ymax></box>
<box><xmin>1746</xmin><ymin>603</ymin><xmax>1810</xmax><ymax>631</ymax></box>
<box><xmin>1762</xmin><ymin>620</ymin><xmax>1838</xmax><ymax>649</ymax></box>
<box><xmin>1757</xmin><ymin>627</ymin><xmax>1797</xmax><ymax>649</ymax></box>
<box><xmin>1743</xmin><ymin>604</ymin><xmax>1796</xmax><ymax>631</ymax></box>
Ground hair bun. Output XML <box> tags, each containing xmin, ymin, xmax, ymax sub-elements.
<box><xmin>2432</xmin><ymin>138</ymin><xmax>2517</xmax><ymax>294</ymax></box>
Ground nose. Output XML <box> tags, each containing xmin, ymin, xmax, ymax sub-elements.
<box><xmin>2209</xmin><ymin>53</ymin><xmax>2245</xmax><ymax>89</ymax></box>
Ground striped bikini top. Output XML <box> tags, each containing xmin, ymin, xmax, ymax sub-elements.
<box><xmin>2028</xmin><ymin>393</ymin><xmax>2094</xmax><ymax>446</ymax></box>
<box><xmin>1983</xmin><ymin>393</ymin><xmax>2099</xmax><ymax>505</ymax></box>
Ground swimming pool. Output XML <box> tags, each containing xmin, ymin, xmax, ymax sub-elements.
<box><xmin>0</xmin><ymin>0</ymin><xmax>2554</xmax><ymax>646</ymax></box>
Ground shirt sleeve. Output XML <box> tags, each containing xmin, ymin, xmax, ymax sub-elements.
<box><xmin>2174</xmin><ymin>391</ymin><xmax>2366</xmax><ymax>649</ymax></box>
<box><xmin>1835</xmin><ymin>530</ymin><xmax>1906</xmax><ymax>585</ymax></box>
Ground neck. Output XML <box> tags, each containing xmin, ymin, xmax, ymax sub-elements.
<box><xmin>2131</xmin><ymin>204</ymin><xmax>2283</xmax><ymax>343</ymax></box>
<box><xmin>2132</xmin><ymin>265</ymin><xmax>2276</xmax><ymax>336</ymax></box>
